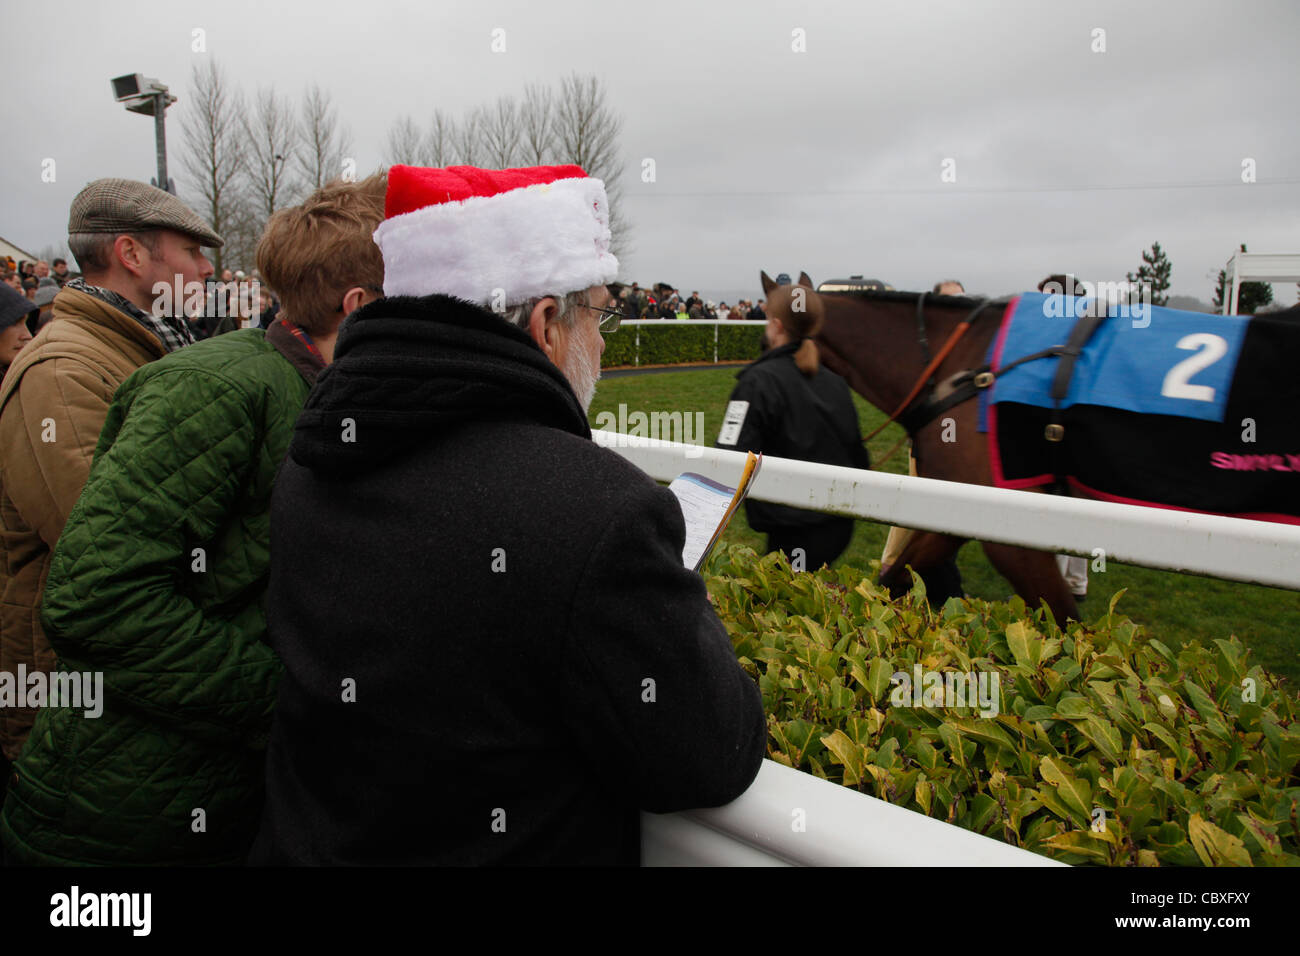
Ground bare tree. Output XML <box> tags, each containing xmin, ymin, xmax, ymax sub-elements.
<box><xmin>385</xmin><ymin>115</ymin><xmax>423</xmax><ymax>164</ymax></box>
<box><xmin>553</xmin><ymin>73</ymin><xmax>628</xmax><ymax>258</ymax></box>
<box><xmin>482</xmin><ymin>95</ymin><xmax>521</xmax><ymax>167</ymax></box>
<box><xmin>243</xmin><ymin>86</ymin><xmax>300</xmax><ymax>220</ymax></box>
<box><xmin>453</xmin><ymin>105</ymin><xmax>486</xmax><ymax>166</ymax></box>
<box><xmin>518</xmin><ymin>83</ymin><xmax>555</xmax><ymax>165</ymax></box>
<box><xmin>422</xmin><ymin>109</ymin><xmax>457</xmax><ymax>166</ymax></box>
<box><xmin>298</xmin><ymin>83</ymin><xmax>352</xmax><ymax>191</ymax></box>
<box><xmin>215</xmin><ymin>192</ymin><xmax>264</xmax><ymax>274</ymax></box>
<box><xmin>36</xmin><ymin>242</ymin><xmax>71</xmax><ymax>265</ymax></box>
<box><xmin>180</xmin><ymin>59</ymin><xmax>245</xmax><ymax>272</ymax></box>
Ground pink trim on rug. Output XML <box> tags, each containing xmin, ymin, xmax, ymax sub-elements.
<box><xmin>1066</xmin><ymin>476</ymin><xmax>1300</xmax><ymax>526</ymax></box>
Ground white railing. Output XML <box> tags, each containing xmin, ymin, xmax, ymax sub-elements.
<box><xmin>594</xmin><ymin>432</ymin><xmax>1300</xmax><ymax>591</ymax></box>
<box><xmin>615</xmin><ymin>319</ymin><xmax>765</xmax><ymax>366</ymax></box>
<box><xmin>641</xmin><ymin>760</ymin><xmax>1062</xmax><ymax>866</ymax></box>
<box><xmin>591</xmin><ymin>433</ymin><xmax>1300</xmax><ymax>865</ymax></box>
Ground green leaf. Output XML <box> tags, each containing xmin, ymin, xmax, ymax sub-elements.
<box><xmin>948</xmin><ymin>716</ymin><xmax>1018</xmax><ymax>753</ymax></box>
<box><xmin>1182</xmin><ymin>680</ymin><xmax>1230</xmax><ymax>740</ymax></box>
<box><xmin>1005</xmin><ymin>620</ymin><xmax>1040</xmax><ymax>670</ymax></box>
<box><xmin>915</xmin><ymin>777</ymin><xmax>932</xmax><ymax>815</ymax></box>
<box><xmin>820</xmin><ymin>729</ymin><xmax>866</xmax><ymax>786</ymax></box>
<box><xmin>1022</xmin><ymin>705</ymin><xmax>1057</xmax><ymax>723</ymax></box>
<box><xmin>868</xmin><ymin>657</ymin><xmax>895</xmax><ymax>702</ymax></box>
<box><xmin>1188</xmin><ymin>814</ymin><xmax>1253</xmax><ymax>867</ymax></box>
<box><xmin>1039</xmin><ymin>755</ymin><xmax>1093</xmax><ymax>827</ymax></box>
<box><xmin>1053</xmin><ymin>696</ymin><xmax>1093</xmax><ymax>719</ymax></box>
<box><xmin>1075</xmin><ymin>717</ymin><xmax>1124</xmax><ymax>764</ymax></box>
<box><xmin>1106</xmin><ymin>588</ymin><xmax>1128</xmax><ymax>620</ymax></box>
<box><xmin>1041</xmin><ymin>830</ymin><xmax>1112</xmax><ymax>863</ymax></box>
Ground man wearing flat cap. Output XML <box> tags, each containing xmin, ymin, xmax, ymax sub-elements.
<box><xmin>0</xmin><ymin>178</ymin><xmax>218</xmax><ymax>782</ymax></box>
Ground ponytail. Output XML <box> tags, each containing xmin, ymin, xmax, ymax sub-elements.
<box><xmin>793</xmin><ymin>336</ymin><xmax>819</xmax><ymax>376</ymax></box>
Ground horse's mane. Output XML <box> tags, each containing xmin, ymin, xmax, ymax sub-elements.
<box><xmin>819</xmin><ymin>288</ymin><xmax>997</xmax><ymax>310</ymax></box>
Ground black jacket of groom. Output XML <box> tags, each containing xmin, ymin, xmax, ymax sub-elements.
<box><xmin>251</xmin><ymin>294</ymin><xmax>767</xmax><ymax>865</ymax></box>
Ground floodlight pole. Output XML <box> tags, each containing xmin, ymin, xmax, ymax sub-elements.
<box><xmin>153</xmin><ymin>92</ymin><xmax>169</xmax><ymax>193</ymax></box>
<box><xmin>114</xmin><ymin>75</ymin><xmax>176</xmax><ymax>193</ymax></box>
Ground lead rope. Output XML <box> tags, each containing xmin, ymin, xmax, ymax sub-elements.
<box><xmin>861</xmin><ymin>298</ymin><xmax>1003</xmax><ymax>471</ymax></box>
<box><xmin>861</xmin><ymin>298</ymin><xmax>993</xmax><ymax>444</ymax></box>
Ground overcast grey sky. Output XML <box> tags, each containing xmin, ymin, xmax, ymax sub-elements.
<box><xmin>3</xmin><ymin>0</ymin><xmax>1297</xmax><ymax>305</ymax></box>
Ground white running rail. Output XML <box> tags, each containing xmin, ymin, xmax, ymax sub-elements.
<box><xmin>594</xmin><ymin>432</ymin><xmax>1300</xmax><ymax>591</ymax></box>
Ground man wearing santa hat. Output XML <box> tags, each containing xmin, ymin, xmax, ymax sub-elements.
<box><xmin>250</xmin><ymin>164</ymin><xmax>766</xmax><ymax>865</ymax></box>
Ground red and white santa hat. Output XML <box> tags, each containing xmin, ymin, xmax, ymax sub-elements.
<box><xmin>373</xmin><ymin>163</ymin><xmax>619</xmax><ymax>306</ymax></box>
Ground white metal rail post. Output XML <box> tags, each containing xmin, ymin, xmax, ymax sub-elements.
<box><xmin>1222</xmin><ymin>251</ymin><xmax>1300</xmax><ymax>315</ymax></box>
<box><xmin>593</xmin><ymin>433</ymin><xmax>1300</xmax><ymax>591</ymax></box>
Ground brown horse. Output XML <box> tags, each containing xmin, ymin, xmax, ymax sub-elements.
<box><xmin>761</xmin><ymin>270</ymin><xmax>1081</xmax><ymax>623</ymax></box>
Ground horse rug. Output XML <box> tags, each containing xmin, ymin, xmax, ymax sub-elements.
<box><xmin>981</xmin><ymin>292</ymin><xmax>1300</xmax><ymax>524</ymax></box>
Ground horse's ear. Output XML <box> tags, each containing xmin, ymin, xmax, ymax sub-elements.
<box><xmin>760</xmin><ymin>271</ymin><xmax>776</xmax><ymax>295</ymax></box>
<box><xmin>798</xmin><ymin>271</ymin><xmax>814</xmax><ymax>289</ymax></box>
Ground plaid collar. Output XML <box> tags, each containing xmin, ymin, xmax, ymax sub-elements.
<box><xmin>279</xmin><ymin>320</ymin><xmax>325</xmax><ymax>363</ymax></box>
<box><xmin>64</xmin><ymin>276</ymin><xmax>195</xmax><ymax>353</ymax></box>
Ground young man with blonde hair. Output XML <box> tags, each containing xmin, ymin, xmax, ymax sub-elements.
<box><xmin>1</xmin><ymin>172</ymin><xmax>387</xmax><ymax>866</ymax></box>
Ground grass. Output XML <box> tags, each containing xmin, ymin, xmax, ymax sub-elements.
<box><xmin>590</xmin><ymin>366</ymin><xmax>1300</xmax><ymax>687</ymax></box>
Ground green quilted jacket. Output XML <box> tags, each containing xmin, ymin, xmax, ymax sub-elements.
<box><xmin>0</xmin><ymin>325</ymin><xmax>322</xmax><ymax>865</ymax></box>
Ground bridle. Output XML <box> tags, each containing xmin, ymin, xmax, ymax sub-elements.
<box><xmin>860</xmin><ymin>293</ymin><xmax>1006</xmax><ymax>466</ymax></box>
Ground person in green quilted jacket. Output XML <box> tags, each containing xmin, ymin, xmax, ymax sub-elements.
<box><xmin>0</xmin><ymin>172</ymin><xmax>387</xmax><ymax>865</ymax></box>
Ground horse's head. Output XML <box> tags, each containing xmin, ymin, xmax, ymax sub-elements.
<box><xmin>760</xmin><ymin>270</ymin><xmax>825</xmax><ymax>338</ymax></box>
<box><xmin>759</xmin><ymin>268</ymin><xmax>923</xmax><ymax>414</ymax></box>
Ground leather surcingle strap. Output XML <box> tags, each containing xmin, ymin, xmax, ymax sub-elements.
<box><xmin>1043</xmin><ymin>305</ymin><xmax>1109</xmax><ymax>489</ymax></box>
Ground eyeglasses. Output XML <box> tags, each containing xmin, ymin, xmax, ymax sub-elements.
<box><xmin>585</xmin><ymin>302</ymin><xmax>623</xmax><ymax>333</ymax></box>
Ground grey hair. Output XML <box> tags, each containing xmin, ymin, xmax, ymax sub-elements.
<box><xmin>68</xmin><ymin>230</ymin><xmax>161</xmax><ymax>274</ymax></box>
<box><xmin>497</xmin><ymin>288</ymin><xmax>591</xmax><ymax>332</ymax></box>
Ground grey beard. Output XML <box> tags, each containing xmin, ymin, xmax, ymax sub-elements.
<box><xmin>562</xmin><ymin>342</ymin><xmax>600</xmax><ymax>414</ymax></box>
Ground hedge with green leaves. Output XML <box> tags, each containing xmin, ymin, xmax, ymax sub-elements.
<box><xmin>600</xmin><ymin>323</ymin><xmax>764</xmax><ymax>368</ymax></box>
<box><xmin>704</xmin><ymin>544</ymin><xmax>1300</xmax><ymax>866</ymax></box>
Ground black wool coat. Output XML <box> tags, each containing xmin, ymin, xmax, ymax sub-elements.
<box><xmin>717</xmin><ymin>342</ymin><xmax>872</xmax><ymax>534</ymax></box>
<box><xmin>250</xmin><ymin>294</ymin><xmax>767</xmax><ymax>866</ymax></box>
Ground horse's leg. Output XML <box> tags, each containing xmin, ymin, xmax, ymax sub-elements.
<box><xmin>879</xmin><ymin>530</ymin><xmax>966</xmax><ymax>604</ymax></box>
<box><xmin>911</xmin><ymin>406</ymin><xmax>1079</xmax><ymax>622</ymax></box>
<box><xmin>980</xmin><ymin>540</ymin><xmax>1079</xmax><ymax>625</ymax></box>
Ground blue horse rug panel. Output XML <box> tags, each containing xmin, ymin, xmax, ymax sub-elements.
<box><xmin>982</xmin><ymin>293</ymin><xmax>1300</xmax><ymax>524</ymax></box>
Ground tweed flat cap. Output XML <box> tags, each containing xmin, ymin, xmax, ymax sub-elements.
<box><xmin>68</xmin><ymin>178</ymin><xmax>223</xmax><ymax>248</ymax></box>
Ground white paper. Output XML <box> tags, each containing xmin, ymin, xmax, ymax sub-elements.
<box><xmin>667</xmin><ymin>473</ymin><xmax>735</xmax><ymax>569</ymax></box>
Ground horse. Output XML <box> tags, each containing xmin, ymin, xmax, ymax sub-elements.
<box><xmin>757</xmin><ymin>271</ymin><xmax>1079</xmax><ymax>620</ymax></box>
<box><xmin>759</xmin><ymin>273</ymin><xmax>1300</xmax><ymax>624</ymax></box>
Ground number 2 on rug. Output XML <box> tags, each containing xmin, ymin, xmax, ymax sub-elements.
<box><xmin>1160</xmin><ymin>333</ymin><xmax>1229</xmax><ymax>403</ymax></box>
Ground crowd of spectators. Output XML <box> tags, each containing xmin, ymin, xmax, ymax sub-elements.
<box><xmin>0</xmin><ymin>165</ymin><xmax>764</xmax><ymax>868</ymax></box>
<box><xmin>3</xmin><ymin>252</ymin><xmax>280</xmax><ymax>344</ymax></box>
<box><xmin>614</xmin><ymin>281</ymin><xmax>767</xmax><ymax>322</ymax></box>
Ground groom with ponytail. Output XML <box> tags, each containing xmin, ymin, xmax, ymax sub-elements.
<box><xmin>716</xmin><ymin>271</ymin><xmax>871</xmax><ymax>570</ymax></box>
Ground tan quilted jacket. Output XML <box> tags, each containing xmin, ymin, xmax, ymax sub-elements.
<box><xmin>0</xmin><ymin>287</ymin><xmax>166</xmax><ymax>760</ymax></box>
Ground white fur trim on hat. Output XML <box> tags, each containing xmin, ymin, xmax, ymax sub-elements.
<box><xmin>373</xmin><ymin>176</ymin><xmax>619</xmax><ymax>306</ymax></box>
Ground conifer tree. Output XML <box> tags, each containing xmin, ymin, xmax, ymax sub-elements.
<box><xmin>1125</xmin><ymin>241</ymin><xmax>1171</xmax><ymax>306</ymax></box>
